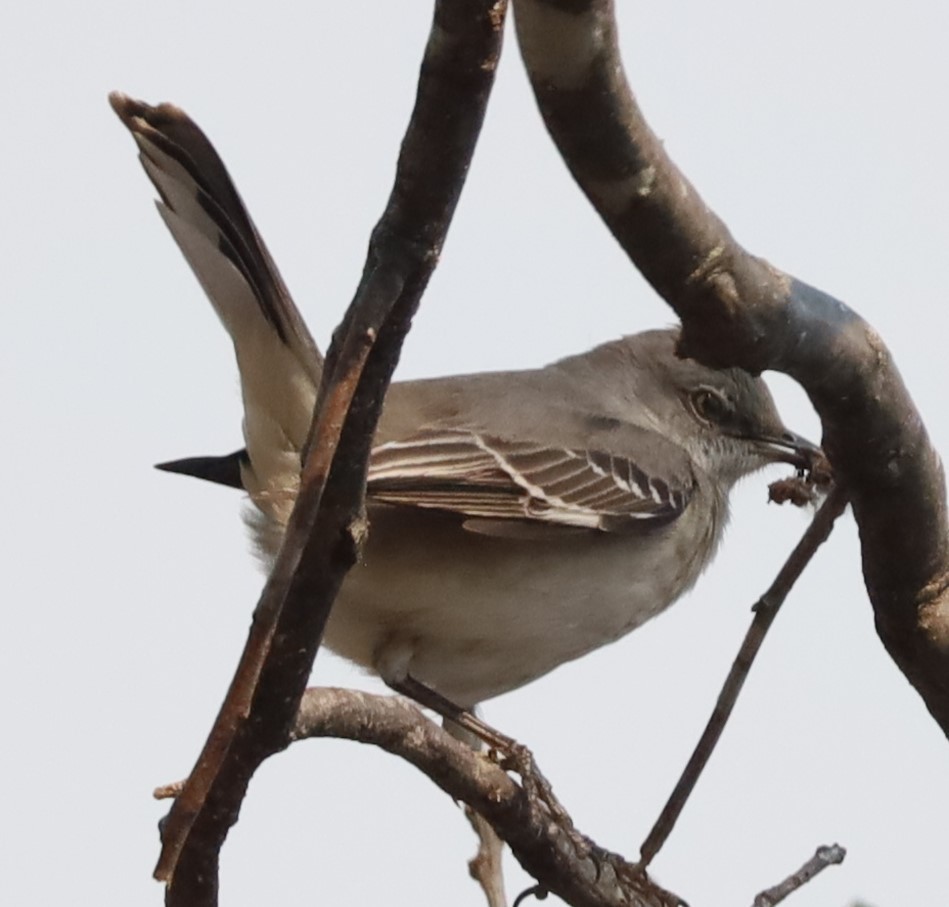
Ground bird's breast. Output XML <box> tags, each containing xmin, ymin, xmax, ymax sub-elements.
<box><xmin>313</xmin><ymin>500</ymin><xmax>721</xmax><ymax>705</ymax></box>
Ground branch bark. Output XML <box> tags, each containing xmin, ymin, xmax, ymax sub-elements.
<box><xmin>513</xmin><ymin>0</ymin><xmax>949</xmax><ymax>734</ymax></box>
<box><xmin>156</xmin><ymin>3</ymin><xmax>508</xmax><ymax>902</ymax></box>
<box><xmin>751</xmin><ymin>844</ymin><xmax>846</xmax><ymax>907</ymax></box>
<box><xmin>292</xmin><ymin>689</ymin><xmax>683</xmax><ymax>907</ymax></box>
<box><xmin>142</xmin><ymin>3</ymin><xmax>944</xmax><ymax>904</ymax></box>
<box><xmin>283</xmin><ymin>487</ymin><xmax>848</xmax><ymax>907</ymax></box>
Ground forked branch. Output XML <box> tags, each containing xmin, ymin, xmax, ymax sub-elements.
<box><xmin>133</xmin><ymin>2</ymin><xmax>943</xmax><ymax>905</ymax></box>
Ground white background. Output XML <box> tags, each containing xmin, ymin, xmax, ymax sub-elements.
<box><xmin>3</xmin><ymin>2</ymin><xmax>948</xmax><ymax>905</ymax></box>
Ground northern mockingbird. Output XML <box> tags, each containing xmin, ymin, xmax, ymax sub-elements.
<box><xmin>112</xmin><ymin>94</ymin><xmax>819</xmax><ymax>711</ymax></box>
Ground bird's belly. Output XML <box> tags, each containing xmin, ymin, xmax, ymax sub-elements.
<box><xmin>319</xmin><ymin>507</ymin><xmax>713</xmax><ymax>706</ymax></box>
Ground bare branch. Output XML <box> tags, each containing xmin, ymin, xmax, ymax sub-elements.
<box><xmin>751</xmin><ymin>844</ymin><xmax>847</xmax><ymax>907</ymax></box>
<box><xmin>465</xmin><ymin>806</ymin><xmax>509</xmax><ymax>907</ymax></box>
<box><xmin>141</xmin><ymin>2</ymin><xmax>509</xmax><ymax>900</ymax></box>
<box><xmin>513</xmin><ymin>0</ymin><xmax>949</xmax><ymax>735</ymax></box>
<box><xmin>292</xmin><ymin>688</ymin><xmax>685</xmax><ymax>907</ymax></box>
<box><xmin>639</xmin><ymin>483</ymin><xmax>850</xmax><ymax>868</ymax></box>
<box><xmin>124</xmin><ymin>5</ymin><xmax>938</xmax><ymax>904</ymax></box>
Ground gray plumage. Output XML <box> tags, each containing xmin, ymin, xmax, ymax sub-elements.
<box><xmin>112</xmin><ymin>93</ymin><xmax>818</xmax><ymax>707</ymax></box>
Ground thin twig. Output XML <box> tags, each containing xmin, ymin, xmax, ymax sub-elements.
<box><xmin>513</xmin><ymin>885</ymin><xmax>549</xmax><ymax>907</ymax></box>
<box><xmin>751</xmin><ymin>844</ymin><xmax>846</xmax><ymax>906</ymax></box>
<box><xmin>638</xmin><ymin>483</ymin><xmax>850</xmax><ymax>868</ymax></box>
<box><xmin>465</xmin><ymin>805</ymin><xmax>509</xmax><ymax>907</ymax></box>
<box><xmin>446</xmin><ymin>717</ymin><xmax>510</xmax><ymax>907</ymax></box>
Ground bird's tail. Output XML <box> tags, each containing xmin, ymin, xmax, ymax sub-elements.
<box><xmin>110</xmin><ymin>93</ymin><xmax>321</xmax><ymax>528</ymax></box>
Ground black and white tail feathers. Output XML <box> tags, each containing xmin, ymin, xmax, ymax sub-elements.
<box><xmin>110</xmin><ymin>93</ymin><xmax>320</xmax><ymax>526</ymax></box>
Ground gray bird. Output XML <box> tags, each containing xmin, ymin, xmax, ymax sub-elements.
<box><xmin>112</xmin><ymin>94</ymin><xmax>819</xmax><ymax>710</ymax></box>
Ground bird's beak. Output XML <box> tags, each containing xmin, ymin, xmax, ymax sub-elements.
<box><xmin>749</xmin><ymin>429</ymin><xmax>825</xmax><ymax>473</ymax></box>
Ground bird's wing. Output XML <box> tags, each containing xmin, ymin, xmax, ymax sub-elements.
<box><xmin>368</xmin><ymin>427</ymin><xmax>695</xmax><ymax>534</ymax></box>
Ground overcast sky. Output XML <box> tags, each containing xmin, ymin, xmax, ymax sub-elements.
<box><xmin>4</xmin><ymin>2</ymin><xmax>948</xmax><ymax>905</ymax></box>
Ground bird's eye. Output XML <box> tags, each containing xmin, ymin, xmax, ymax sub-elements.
<box><xmin>690</xmin><ymin>388</ymin><xmax>731</xmax><ymax>424</ymax></box>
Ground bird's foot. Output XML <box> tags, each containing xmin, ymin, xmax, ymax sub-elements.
<box><xmin>492</xmin><ymin>739</ymin><xmax>589</xmax><ymax>848</ymax></box>
<box><xmin>388</xmin><ymin>675</ymin><xmax>590</xmax><ymax>853</ymax></box>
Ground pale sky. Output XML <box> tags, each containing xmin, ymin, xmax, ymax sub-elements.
<box><xmin>4</xmin><ymin>2</ymin><xmax>948</xmax><ymax>905</ymax></box>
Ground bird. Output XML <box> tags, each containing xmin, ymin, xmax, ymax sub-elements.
<box><xmin>111</xmin><ymin>93</ymin><xmax>820</xmax><ymax>712</ymax></box>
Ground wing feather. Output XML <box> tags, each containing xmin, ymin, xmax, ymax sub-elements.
<box><xmin>368</xmin><ymin>428</ymin><xmax>694</xmax><ymax>533</ymax></box>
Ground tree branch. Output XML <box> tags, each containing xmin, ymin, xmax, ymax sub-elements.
<box><xmin>751</xmin><ymin>844</ymin><xmax>846</xmax><ymax>907</ymax></box>
<box><xmin>638</xmin><ymin>483</ymin><xmax>849</xmax><ymax>868</ymax></box>
<box><xmin>292</xmin><ymin>688</ymin><xmax>844</xmax><ymax>907</ymax></box>
<box><xmin>137</xmin><ymin>4</ymin><xmax>942</xmax><ymax>904</ymax></box>
<box><xmin>292</xmin><ymin>688</ymin><xmax>684</xmax><ymax>907</ymax></box>
<box><xmin>154</xmin><ymin>3</ymin><xmax>509</xmax><ymax>901</ymax></box>
<box><xmin>513</xmin><ymin>0</ymin><xmax>949</xmax><ymax>735</ymax></box>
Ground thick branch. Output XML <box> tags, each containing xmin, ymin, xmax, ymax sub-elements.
<box><xmin>292</xmin><ymin>689</ymin><xmax>682</xmax><ymax>907</ymax></box>
<box><xmin>157</xmin><ymin>3</ymin><xmax>508</xmax><ymax>901</ymax></box>
<box><xmin>513</xmin><ymin>0</ymin><xmax>949</xmax><ymax>734</ymax></box>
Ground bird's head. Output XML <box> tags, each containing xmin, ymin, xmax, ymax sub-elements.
<box><xmin>605</xmin><ymin>329</ymin><xmax>823</xmax><ymax>488</ymax></box>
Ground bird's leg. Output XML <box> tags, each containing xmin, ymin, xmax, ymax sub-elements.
<box><xmin>388</xmin><ymin>674</ymin><xmax>585</xmax><ymax>848</ymax></box>
<box><xmin>390</xmin><ymin>674</ymin><xmax>508</xmax><ymax>748</ymax></box>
